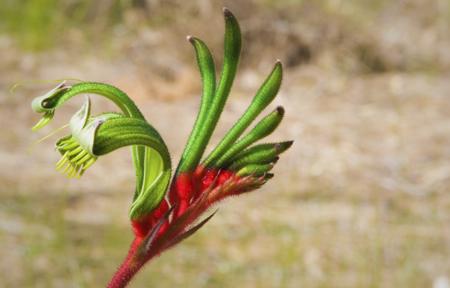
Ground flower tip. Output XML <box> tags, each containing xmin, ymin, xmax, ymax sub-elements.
<box><xmin>276</xmin><ymin>106</ymin><xmax>285</xmax><ymax>117</ymax></box>
<box><xmin>31</xmin><ymin>110</ymin><xmax>55</xmax><ymax>131</ymax></box>
<box><xmin>275</xmin><ymin>140</ymin><xmax>294</xmax><ymax>153</ymax></box>
<box><xmin>274</xmin><ymin>60</ymin><xmax>283</xmax><ymax>72</ymax></box>
<box><xmin>223</xmin><ymin>7</ymin><xmax>233</xmax><ymax>18</ymax></box>
<box><xmin>264</xmin><ymin>173</ymin><xmax>274</xmax><ymax>180</ymax></box>
<box><xmin>186</xmin><ymin>35</ymin><xmax>194</xmax><ymax>43</ymax></box>
<box><xmin>31</xmin><ymin>122</ymin><xmax>44</xmax><ymax>132</ymax></box>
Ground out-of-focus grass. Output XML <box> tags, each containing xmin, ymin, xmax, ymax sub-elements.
<box><xmin>0</xmin><ymin>0</ymin><xmax>57</xmax><ymax>50</ymax></box>
<box><xmin>1</xmin><ymin>184</ymin><xmax>448</xmax><ymax>287</ymax></box>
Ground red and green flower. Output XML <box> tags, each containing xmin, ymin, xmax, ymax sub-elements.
<box><xmin>31</xmin><ymin>8</ymin><xmax>292</xmax><ymax>288</ymax></box>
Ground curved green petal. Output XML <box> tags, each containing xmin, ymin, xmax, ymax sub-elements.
<box><xmin>94</xmin><ymin>117</ymin><xmax>172</xmax><ymax>219</ymax></box>
<box><xmin>32</xmin><ymin>110</ymin><xmax>54</xmax><ymax>131</ymax></box>
<box><xmin>69</xmin><ymin>97</ymin><xmax>91</xmax><ymax>135</ymax></box>
<box><xmin>129</xmin><ymin>170</ymin><xmax>171</xmax><ymax>220</ymax></box>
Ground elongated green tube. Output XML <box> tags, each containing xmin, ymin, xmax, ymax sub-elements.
<box><xmin>176</xmin><ymin>8</ymin><xmax>241</xmax><ymax>173</ymax></box>
<box><xmin>95</xmin><ymin>118</ymin><xmax>170</xmax><ymax>164</ymax></box>
<box><xmin>176</xmin><ymin>37</ymin><xmax>216</xmax><ymax>174</ymax></box>
<box><xmin>228</xmin><ymin>141</ymin><xmax>292</xmax><ymax>170</ymax></box>
<box><xmin>203</xmin><ymin>61</ymin><xmax>282</xmax><ymax>168</ymax></box>
<box><xmin>213</xmin><ymin>107</ymin><xmax>284</xmax><ymax>167</ymax></box>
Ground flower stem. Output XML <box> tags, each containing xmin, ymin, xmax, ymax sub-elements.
<box><xmin>107</xmin><ymin>238</ymin><xmax>144</xmax><ymax>288</ymax></box>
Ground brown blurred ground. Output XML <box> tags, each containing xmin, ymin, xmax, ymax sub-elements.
<box><xmin>0</xmin><ymin>0</ymin><xmax>449</xmax><ymax>287</ymax></box>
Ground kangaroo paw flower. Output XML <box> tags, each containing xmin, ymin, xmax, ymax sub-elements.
<box><xmin>30</xmin><ymin>8</ymin><xmax>293</xmax><ymax>288</ymax></box>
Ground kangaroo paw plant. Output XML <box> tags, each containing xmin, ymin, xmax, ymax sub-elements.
<box><xmin>31</xmin><ymin>8</ymin><xmax>292</xmax><ymax>288</ymax></box>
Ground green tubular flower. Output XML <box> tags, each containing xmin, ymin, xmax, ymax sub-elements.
<box><xmin>176</xmin><ymin>8</ymin><xmax>241</xmax><ymax>174</ymax></box>
<box><xmin>30</xmin><ymin>82</ymin><xmax>151</xmax><ymax>199</ymax></box>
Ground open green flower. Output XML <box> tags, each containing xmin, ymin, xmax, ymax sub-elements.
<box><xmin>54</xmin><ymin>98</ymin><xmax>119</xmax><ymax>177</ymax></box>
<box><xmin>32</xmin><ymin>82</ymin><xmax>172</xmax><ymax>221</ymax></box>
<box><xmin>54</xmin><ymin>97</ymin><xmax>95</xmax><ymax>177</ymax></box>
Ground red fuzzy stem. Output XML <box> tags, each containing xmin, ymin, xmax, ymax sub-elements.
<box><xmin>107</xmin><ymin>238</ymin><xmax>143</xmax><ymax>288</ymax></box>
<box><xmin>107</xmin><ymin>260</ymin><xmax>144</xmax><ymax>288</ymax></box>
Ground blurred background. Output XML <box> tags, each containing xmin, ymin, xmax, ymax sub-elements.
<box><xmin>0</xmin><ymin>0</ymin><xmax>449</xmax><ymax>287</ymax></box>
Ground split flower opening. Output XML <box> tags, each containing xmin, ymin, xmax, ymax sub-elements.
<box><xmin>55</xmin><ymin>135</ymin><xmax>97</xmax><ymax>178</ymax></box>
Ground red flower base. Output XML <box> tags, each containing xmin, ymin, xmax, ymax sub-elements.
<box><xmin>109</xmin><ymin>167</ymin><xmax>265</xmax><ymax>288</ymax></box>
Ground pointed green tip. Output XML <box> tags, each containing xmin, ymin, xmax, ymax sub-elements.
<box><xmin>275</xmin><ymin>61</ymin><xmax>283</xmax><ymax>79</ymax></box>
<box><xmin>31</xmin><ymin>110</ymin><xmax>54</xmax><ymax>131</ymax></box>
<box><xmin>275</xmin><ymin>140</ymin><xmax>293</xmax><ymax>153</ymax></box>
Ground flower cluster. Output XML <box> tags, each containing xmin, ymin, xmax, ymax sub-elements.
<box><xmin>31</xmin><ymin>8</ymin><xmax>292</xmax><ymax>288</ymax></box>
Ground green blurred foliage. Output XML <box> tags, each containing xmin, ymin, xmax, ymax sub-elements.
<box><xmin>0</xmin><ymin>0</ymin><xmax>138</xmax><ymax>51</ymax></box>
